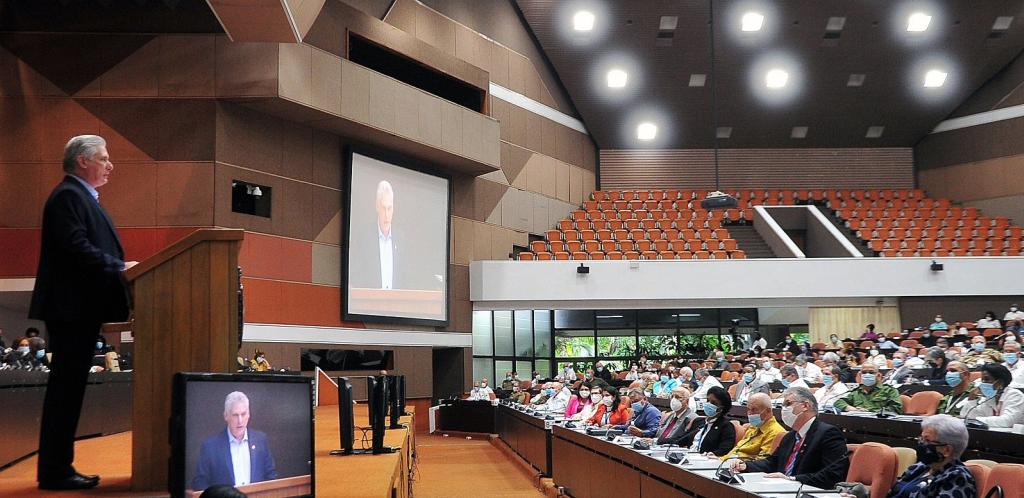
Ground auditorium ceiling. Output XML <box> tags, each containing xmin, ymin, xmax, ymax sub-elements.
<box><xmin>515</xmin><ymin>0</ymin><xmax>1024</xmax><ymax>149</ymax></box>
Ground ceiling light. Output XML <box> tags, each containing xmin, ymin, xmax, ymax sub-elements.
<box><xmin>765</xmin><ymin>69</ymin><xmax>789</xmax><ymax>88</ymax></box>
<box><xmin>907</xmin><ymin>12</ymin><xmax>931</xmax><ymax>32</ymax></box>
<box><xmin>923</xmin><ymin>69</ymin><xmax>947</xmax><ymax>88</ymax></box>
<box><xmin>637</xmin><ymin>122</ymin><xmax>657</xmax><ymax>140</ymax></box>
<box><xmin>573</xmin><ymin>10</ymin><xmax>595</xmax><ymax>31</ymax></box>
<box><xmin>716</xmin><ymin>127</ymin><xmax>732</xmax><ymax>139</ymax></box>
<box><xmin>659</xmin><ymin>16</ymin><xmax>678</xmax><ymax>30</ymax></box>
<box><xmin>791</xmin><ymin>126</ymin><xmax>808</xmax><ymax>139</ymax></box>
<box><xmin>741</xmin><ymin>12</ymin><xmax>764</xmax><ymax>32</ymax></box>
<box><xmin>826</xmin><ymin>17</ymin><xmax>846</xmax><ymax>31</ymax></box>
<box><xmin>689</xmin><ymin>74</ymin><xmax>706</xmax><ymax>87</ymax></box>
<box><xmin>866</xmin><ymin>126</ymin><xmax>885</xmax><ymax>138</ymax></box>
<box><xmin>993</xmin><ymin>16</ymin><xmax>1014</xmax><ymax>31</ymax></box>
<box><xmin>606</xmin><ymin>69</ymin><xmax>627</xmax><ymax>88</ymax></box>
<box><xmin>847</xmin><ymin>74</ymin><xmax>866</xmax><ymax>87</ymax></box>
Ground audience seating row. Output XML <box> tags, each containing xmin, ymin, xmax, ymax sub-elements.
<box><xmin>518</xmin><ymin>250</ymin><xmax>746</xmax><ymax>261</ymax></box>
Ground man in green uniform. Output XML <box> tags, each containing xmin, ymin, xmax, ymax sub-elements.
<box><xmin>833</xmin><ymin>363</ymin><xmax>903</xmax><ymax>413</ymax></box>
<box><xmin>937</xmin><ymin>361</ymin><xmax>972</xmax><ymax>415</ymax></box>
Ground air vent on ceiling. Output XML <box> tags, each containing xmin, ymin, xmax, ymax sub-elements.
<box><xmin>791</xmin><ymin>126</ymin><xmax>808</xmax><ymax>139</ymax></box>
<box><xmin>689</xmin><ymin>74</ymin><xmax>707</xmax><ymax>87</ymax></box>
<box><xmin>716</xmin><ymin>127</ymin><xmax>733</xmax><ymax>139</ymax></box>
<box><xmin>866</xmin><ymin>126</ymin><xmax>885</xmax><ymax>138</ymax></box>
<box><xmin>657</xmin><ymin>15</ymin><xmax>678</xmax><ymax>47</ymax></box>
<box><xmin>989</xmin><ymin>16</ymin><xmax>1013</xmax><ymax>39</ymax></box>
<box><xmin>847</xmin><ymin>73</ymin><xmax>866</xmax><ymax>87</ymax></box>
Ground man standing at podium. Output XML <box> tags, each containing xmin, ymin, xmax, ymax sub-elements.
<box><xmin>193</xmin><ymin>391</ymin><xmax>277</xmax><ymax>491</ymax></box>
<box><xmin>31</xmin><ymin>135</ymin><xmax>136</xmax><ymax>490</ymax></box>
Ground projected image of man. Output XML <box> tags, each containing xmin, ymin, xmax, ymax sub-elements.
<box><xmin>192</xmin><ymin>392</ymin><xmax>277</xmax><ymax>490</ymax></box>
<box><xmin>376</xmin><ymin>180</ymin><xmax>397</xmax><ymax>289</ymax></box>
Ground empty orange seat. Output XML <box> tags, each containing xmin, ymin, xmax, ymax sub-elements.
<box><xmin>658</xmin><ymin>250</ymin><xmax>675</xmax><ymax>259</ymax></box>
<box><xmin>606</xmin><ymin>251</ymin><xmax>623</xmax><ymax>260</ymax></box>
<box><xmin>518</xmin><ymin>252</ymin><xmax>535</xmax><ymax>260</ymax></box>
<box><xmin>635</xmin><ymin>240</ymin><xmax>653</xmax><ymax>252</ymax></box>
<box><xmin>694</xmin><ymin>250</ymin><xmax>710</xmax><ymax>259</ymax></box>
<box><xmin>553</xmin><ymin>252</ymin><xmax>570</xmax><ymax>260</ymax></box>
<box><xmin>730</xmin><ymin>250</ymin><xmax>746</xmax><ymax>259</ymax></box>
<box><xmin>641</xmin><ymin>250</ymin><xmax>658</xmax><ymax>260</ymax></box>
<box><xmin>589</xmin><ymin>251</ymin><xmax>605</xmax><ymax>260</ymax></box>
<box><xmin>571</xmin><ymin>251</ymin><xmax>588</xmax><ymax>260</ymax></box>
<box><xmin>623</xmin><ymin>251</ymin><xmax>640</xmax><ymax>260</ymax></box>
<box><xmin>711</xmin><ymin>250</ymin><xmax>728</xmax><ymax>259</ymax></box>
<box><xmin>535</xmin><ymin>252</ymin><xmax>552</xmax><ymax>260</ymax></box>
<box><xmin>583</xmin><ymin>240</ymin><xmax>600</xmax><ymax>252</ymax></box>
<box><xmin>566</xmin><ymin>241</ymin><xmax>582</xmax><ymax>253</ymax></box>
<box><xmin>530</xmin><ymin>241</ymin><xmax>547</xmax><ymax>252</ymax></box>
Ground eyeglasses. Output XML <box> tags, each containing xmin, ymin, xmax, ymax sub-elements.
<box><xmin>917</xmin><ymin>437</ymin><xmax>949</xmax><ymax>447</ymax></box>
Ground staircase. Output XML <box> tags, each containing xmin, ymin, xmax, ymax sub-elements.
<box><xmin>727</xmin><ymin>226</ymin><xmax>776</xmax><ymax>258</ymax></box>
<box><xmin>815</xmin><ymin>206</ymin><xmax>875</xmax><ymax>257</ymax></box>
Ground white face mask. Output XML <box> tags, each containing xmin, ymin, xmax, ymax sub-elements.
<box><xmin>591</xmin><ymin>394</ymin><xmax>603</xmax><ymax>403</ymax></box>
<box><xmin>580</xmin><ymin>390</ymin><xmax>590</xmax><ymax>398</ymax></box>
<box><xmin>869</xmin><ymin>350</ymin><xmax>878</xmax><ymax>356</ymax></box>
<box><xmin>781</xmin><ymin>404</ymin><xmax>801</xmax><ymax>427</ymax></box>
<box><xmin>603</xmin><ymin>397</ymin><xmax>613</xmax><ymax>407</ymax></box>
<box><xmin>670</xmin><ymin>397</ymin><xmax>684</xmax><ymax>412</ymax></box>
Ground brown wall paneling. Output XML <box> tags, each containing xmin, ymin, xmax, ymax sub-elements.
<box><xmin>965</xmin><ymin>194</ymin><xmax>1024</xmax><ymax>226</ymax></box>
<box><xmin>916</xmin><ymin>117</ymin><xmax>1024</xmax><ymax>170</ymax></box>
<box><xmin>214</xmin><ymin>37</ymin><xmax>279</xmax><ymax>97</ymax></box>
<box><xmin>807</xmin><ymin>307</ymin><xmax>901</xmax><ymax>344</ymax></box>
<box><xmin>917</xmin><ymin>153</ymin><xmax>1024</xmax><ymax>202</ymax></box>
<box><xmin>599</xmin><ymin>148</ymin><xmax>914</xmax><ymax>190</ymax></box>
<box><xmin>339</xmin><ymin>57</ymin><xmax>372</xmax><ymax>123</ymax></box>
<box><xmin>0</xmin><ymin>45</ymin><xmax>65</xmax><ymax>96</ymax></box>
<box><xmin>156</xmin><ymin>162</ymin><xmax>216</xmax><ymax>226</ymax></box>
<box><xmin>311</xmin><ymin>242</ymin><xmax>341</xmax><ymax>286</ymax></box>
<box><xmin>488</xmin><ymin>39</ymin><xmax>510</xmax><ymax>87</ymax></box>
<box><xmin>310</xmin><ymin>47</ymin><xmax>343</xmax><ymax>114</ymax></box>
<box><xmin>101</xmin><ymin>161</ymin><xmax>158</xmax><ymax>226</ymax></box>
<box><xmin>367</xmin><ymin>70</ymin><xmax>398</xmax><ymax>131</ymax></box>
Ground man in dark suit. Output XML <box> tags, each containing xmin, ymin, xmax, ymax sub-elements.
<box><xmin>731</xmin><ymin>386</ymin><xmax>848</xmax><ymax>489</ymax></box>
<box><xmin>30</xmin><ymin>135</ymin><xmax>135</xmax><ymax>490</ymax></box>
<box><xmin>192</xmin><ymin>391</ymin><xmax>277</xmax><ymax>490</ymax></box>
<box><xmin>350</xmin><ymin>179</ymin><xmax>402</xmax><ymax>289</ymax></box>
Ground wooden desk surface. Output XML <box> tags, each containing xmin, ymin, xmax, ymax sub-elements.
<box><xmin>315</xmin><ymin>404</ymin><xmax>415</xmax><ymax>498</ymax></box>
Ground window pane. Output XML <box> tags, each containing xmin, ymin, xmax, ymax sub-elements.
<box><xmin>534</xmin><ymin>310</ymin><xmax>552</xmax><ymax>358</ymax></box>
<box><xmin>676</xmin><ymin>309</ymin><xmax>719</xmax><ymax>328</ymax></box>
<box><xmin>639</xmin><ymin>329</ymin><xmax>677</xmax><ymax>356</ymax></box>
<box><xmin>514</xmin><ymin>310</ymin><xmax>534</xmax><ymax>357</ymax></box>
<box><xmin>638</xmin><ymin>309</ymin><xmax>678</xmax><ymax>329</ymax></box>
<box><xmin>494</xmin><ymin>311</ymin><xmax>513</xmax><ymax>356</ymax></box>
<box><xmin>678</xmin><ymin>328</ymin><xmax>719</xmax><ymax>356</ymax></box>
<box><xmin>554</xmin><ymin>310</ymin><xmax>594</xmax><ymax>329</ymax></box>
<box><xmin>515</xmin><ymin>361</ymin><xmax>532</xmax><ymax>381</ymax></box>
<box><xmin>554</xmin><ymin>329</ymin><xmax>596</xmax><ymax>358</ymax></box>
<box><xmin>595</xmin><ymin>310</ymin><xmax>637</xmax><ymax>329</ymax></box>
<box><xmin>720</xmin><ymin>308</ymin><xmax>758</xmax><ymax>326</ymax></box>
<box><xmin>597</xmin><ymin>329</ymin><xmax>637</xmax><ymax>357</ymax></box>
<box><xmin>472</xmin><ymin>311</ymin><xmax>493</xmax><ymax>356</ymax></box>
<box><xmin>535</xmin><ymin>359</ymin><xmax>551</xmax><ymax>378</ymax></box>
<box><xmin>494</xmin><ymin>360</ymin><xmax>513</xmax><ymax>384</ymax></box>
<box><xmin>472</xmin><ymin>358</ymin><xmax>493</xmax><ymax>385</ymax></box>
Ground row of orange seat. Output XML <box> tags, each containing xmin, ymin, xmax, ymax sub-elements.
<box><xmin>877</xmin><ymin>248</ymin><xmax>1022</xmax><ymax>257</ymax></box>
<box><xmin>546</xmin><ymin>227</ymin><xmax>733</xmax><ymax>242</ymax></box>
<box><xmin>857</xmin><ymin>227</ymin><xmax>1022</xmax><ymax>240</ymax></box>
<box><xmin>572</xmin><ymin>207</ymin><xmax>750</xmax><ymax>221</ymax></box>
<box><xmin>532</xmin><ymin>238</ymin><xmax>739</xmax><ymax>254</ymax></box>
<box><xmin>590</xmin><ymin>188</ymin><xmax>927</xmax><ymax>202</ymax></box>
<box><xmin>868</xmin><ymin>238</ymin><xmax>1022</xmax><ymax>251</ymax></box>
<box><xmin>559</xmin><ymin>218</ymin><xmax>731</xmax><ymax>232</ymax></box>
<box><xmin>518</xmin><ymin>249</ymin><xmax>746</xmax><ymax>261</ymax></box>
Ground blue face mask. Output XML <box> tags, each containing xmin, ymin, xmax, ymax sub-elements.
<box><xmin>973</xmin><ymin>343</ymin><xmax>986</xmax><ymax>352</ymax></box>
<box><xmin>1005</xmin><ymin>352</ymin><xmax>1019</xmax><ymax>365</ymax></box>
<box><xmin>702</xmin><ymin>403</ymin><xmax>718</xmax><ymax>417</ymax></box>
<box><xmin>696</xmin><ymin>378</ymin><xmax>704</xmax><ymax>387</ymax></box>
<box><xmin>781</xmin><ymin>378</ymin><xmax>791</xmax><ymax>388</ymax></box>
<box><xmin>36</xmin><ymin>349</ymin><xmax>45</xmax><ymax>359</ymax></box>
<box><xmin>822</xmin><ymin>375</ymin><xmax>834</xmax><ymax>387</ymax></box>
<box><xmin>893</xmin><ymin>359</ymin><xmax>904</xmax><ymax>367</ymax></box>
<box><xmin>861</xmin><ymin>373</ymin><xmax>877</xmax><ymax>387</ymax></box>
<box><xmin>545</xmin><ymin>388</ymin><xmax>555</xmax><ymax>396</ymax></box>
<box><xmin>17</xmin><ymin>346</ymin><xmax>30</xmax><ymax>355</ymax></box>
<box><xmin>96</xmin><ymin>342</ymin><xmax>104</xmax><ymax>351</ymax></box>
<box><xmin>660</xmin><ymin>375</ymin><xmax>669</xmax><ymax>383</ymax></box>
<box><xmin>980</xmin><ymin>382</ymin><xmax>998</xmax><ymax>398</ymax></box>
<box><xmin>743</xmin><ymin>373</ymin><xmax>754</xmax><ymax>383</ymax></box>
<box><xmin>631</xmin><ymin>401</ymin><xmax>645</xmax><ymax>413</ymax></box>
<box><xmin>748</xmin><ymin>413</ymin><xmax>763</xmax><ymax>427</ymax></box>
<box><xmin>945</xmin><ymin>372</ymin><xmax>962</xmax><ymax>387</ymax></box>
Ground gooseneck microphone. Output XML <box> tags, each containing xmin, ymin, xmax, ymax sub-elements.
<box><xmin>961</xmin><ymin>391</ymin><xmax>998</xmax><ymax>429</ymax></box>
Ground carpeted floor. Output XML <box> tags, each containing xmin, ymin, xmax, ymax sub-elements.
<box><xmin>412</xmin><ymin>434</ymin><xmax>545</xmax><ymax>498</ymax></box>
<box><xmin>0</xmin><ymin>432</ymin><xmax>138</xmax><ymax>497</ymax></box>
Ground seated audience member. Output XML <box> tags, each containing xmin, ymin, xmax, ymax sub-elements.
<box><xmin>878</xmin><ymin>336</ymin><xmax>899</xmax><ymax>350</ymax></box>
<box><xmin>960</xmin><ymin>335</ymin><xmax>1003</xmax><ymax>367</ymax></box>
<box><xmin>571</xmin><ymin>385</ymin><xmax>600</xmax><ymax>421</ymax></box>
<box><xmin>624</xmin><ymin>365</ymin><xmax>640</xmax><ymax>381</ymax></box>
<box><xmin>531</xmin><ymin>371</ymin><xmax>543</xmax><ymax>387</ymax></box>
<box><xmin>677</xmin><ymin>366</ymin><xmax>697</xmax><ymax>390</ymax></box>
<box><xmin>467</xmin><ymin>381</ymin><xmax>487</xmax><ymax>401</ymax></box>
<box><xmin>923</xmin><ymin>347</ymin><xmax>950</xmax><ymax>384</ymax></box>
<box><xmin>1004</xmin><ymin>341</ymin><xmax>1024</xmax><ymax>388</ymax></box>
<box><xmin>651</xmin><ymin>370</ymin><xmax>679</xmax><ymax>398</ymax></box>
<box><xmin>594</xmin><ymin>361</ymin><xmax>613</xmax><ymax>382</ymax></box>
<box><xmin>560</xmin><ymin>364</ymin><xmax>576</xmax><ymax>381</ymax></box>
<box><xmin>509</xmin><ymin>384</ymin><xmax>531</xmax><ymax>404</ymax></box>
<box><xmin>478</xmin><ymin>378</ymin><xmax>495</xmax><ymax>399</ymax></box>
<box><xmin>500</xmin><ymin>371</ymin><xmax>515</xmax><ymax>391</ymax></box>
<box><xmin>710</xmin><ymin>350</ymin><xmax>729</xmax><ymax>369</ymax></box>
<box><xmin>25</xmin><ymin>327</ymin><xmax>40</xmax><ymax>338</ymax></box>
<box><xmin>587</xmin><ymin>387</ymin><xmax>630</xmax><ymax>427</ymax></box>
<box><xmin>776</xmin><ymin>335</ymin><xmax>802</xmax><ymax>355</ymax></box>
<box><xmin>795</xmin><ymin>355</ymin><xmax>822</xmax><ymax>383</ymax></box>
<box><xmin>543</xmin><ymin>383</ymin><xmax>571</xmax><ymax>412</ymax></box>
<box><xmin>833</xmin><ymin>364</ymin><xmax>903</xmax><ymax>414</ymax></box>
<box><xmin>884</xmin><ymin>351</ymin><xmax>914</xmax><ymax>386</ymax></box>
<box><xmin>689</xmin><ymin>386</ymin><xmax>735</xmax><ymax>456</ymax></box>
<box><xmin>583</xmin><ymin>368</ymin><xmax>611</xmax><ymax>392</ymax></box>
<box><xmin>692</xmin><ymin>368</ymin><xmax>723</xmax><ymax>399</ymax></box>
<box><xmin>731</xmin><ymin>387</ymin><xmax>848</xmax><ymax>489</ymax></box>
<box><xmin>529</xmin><ymin>383</ymin><xmax>550</xmax><ymax>404</ymax></box>
<box><xmin>757</xmin><ymin>358</ymin><xmax>782</xmax><ymax>383</ymax></box>
<box><xmin>641</xmin><ymin>372</ymin><xmax>658</xmax><ymax>392</ymax></box>
<box><xmin>929</xmin><ymin>315</ymin><xmax>949</xmax><ymax>331</ymax></box>
<box><xmin>751</xmin><ymin>332</ymin><xmax>768</xmax><ymax>352</ymax></box>
<box><xmin>822</xmin><ymin>352</ymin><xmax>855</xmax><ymax>383</ymax></box>
<box><xmin>249</xmin><ymin>349</ymin><xmax>271</xmax><ymax>372</ymax></box>
<box><xmin>1004</xmin><ymin>304</ymin><xmax>1024</xmax><ymax>333</ymax></box>
<box><xmin>826</xmin><ymin>333</ymin><xmax>843</xmax><ymax>349</ymax></box>
<box><xmin>937</xmin><ymin>361</ymin><xmax>972</xmax><ymax>416</ymax></box>
<box><xmin>563</xmin><ymin>386</ymin><xmax>586</xmax><ymax>418</ymax></box>
<box><xmin>958</xmin><ymin>363</ymin><xmax>1024</xmax><ymax>428</ymax></box>
<box><xmin>720</xmin><ymin>393</ymin><xmax>786</xmax><ymax>462</ymax></box>
<box><xmin>814</xmin><ymin>366</ymin><xmax>851</xmax><ymax>411</ymax></box>
<box><xmin>648</xmin><ymin>387</ymin><xmax>703</xmax><ymax>446</ymax></box>
<box><xmin>866</xmin><ymin>347</ymin><xmax>888</xmax><ymax>368</ymax></box>
<box><xmin>903</xmin><ymin>347</ymin><xmax>926</xmax><ymax>368</ymax></box>
<box><xmin>734</xmin><ymin>365</ymin><xmax>770</xmax><ymax>404</ymax></box>
<box><xmin>885</xmin><ymin>414</ymin><xmax>975</xmax><ymax>498</ymax></box>
<box><xmin>860</xmin><ymin>324</ymin><xmax>879</xmax><ymax>340</ymax></box>
<box><xmin>615</xmin><ymin>388</ymin><xmax>660</xmax><ymax>437</ymax></box>
<box><xmin>976</xmin><ymin>311</ymin><xmax>1001</xmax><ymax>329</ymax></box>
<box><xmin>779</xmin><ymin>365</ymin><xmax>808</xmax><ymax>389</ymax></box>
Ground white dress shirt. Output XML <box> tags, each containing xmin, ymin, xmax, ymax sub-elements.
<box><xmin>228</xmin><ymin>429</ymin><xmax>251</xmax><ymax>486</ymax></box>
<box><xmin>545</xmin><ymin>387</ymin><xmax>572</xmax><ymax>412</ymax></box>
<box><xmin>378</xmin><ymin>227</ymin><xmax>394</xmax><ymax>289</ymax></box>
<box><xmin>958</xmin><ymin>388</ymin><xmax>1024</xmax><ymax>428</ymax></box>
<box><xmin>814</xmin><ymin>382</ymin><xmax>850</xmax><ymax>409</ymax></box>
<box><xmin>692</xmin><ymin>376</ymin><xmax>723</xmax><ymax>400</ymax></box>
<box><xmin>1008</xmin><ymin>361</ymin><xmax>1024</xmax><ymax>388</ymax></box>
<box><xmin>1004</xmin><ymin>310</ymin><xmax>1024</xmax><ymax>321</ymax></box>
<box><xmin>800</xmin><ymin>363</ymin><xmax>822</xmax><ymax>383</ymax></box>
<box><xmin>788</xmin><ymin>378</ymin><xmax>809</xmax><ymax>389</ymax></box>
<box><xmin>758</xmin><ymin>368</ymin><xmax>781</xmax><ymax>383</ymax></box>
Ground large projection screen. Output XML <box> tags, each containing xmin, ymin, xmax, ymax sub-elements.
<box><xmin>344</xmin><ymin>149</ymin><xmax>450</xmax><ymax>325</ymax></box>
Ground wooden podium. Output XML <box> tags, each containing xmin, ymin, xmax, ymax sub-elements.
<box><xmin>122</xmin><ymin>228</ymin><xmax>245</xmax><ymax>491</ymax></box>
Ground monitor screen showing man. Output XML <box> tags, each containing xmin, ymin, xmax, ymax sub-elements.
<box><xmin>345</xmin><ymin>150</ymin><xmax>450</xmax><ymax>324</ymax></box>
<box><xmin>192</xmin><ymin>392</ymin><xmax>276</xmax><ymax>490</ymax></box>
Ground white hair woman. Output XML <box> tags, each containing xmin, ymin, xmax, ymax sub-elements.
<box><xmin>885</xmin><ymin>414</ymin><xmax>975</xmax><ymax>498</ymax></box>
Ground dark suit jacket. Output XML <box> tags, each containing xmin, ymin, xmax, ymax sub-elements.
<box><xmin>192</xmin><ymin>429</ymin><xmax>277</xmax><ymax>490</ymax></box>
<box><xmin>689</xmin><ymin>415</ymin><xmax>735</xmax><ymax>456</ymax></box>
<box><xmin>744</xmin><ymin>418</ymin><xmax>848</xmax><ymax>489</ymax></box>
<box><xmin>29</xmin><ymin>176</ymin><xmax>128</xmax><ymax>324</ymax></box>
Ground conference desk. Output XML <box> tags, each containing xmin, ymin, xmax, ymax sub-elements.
<box><xmin>495</xmin><ymin>404</ymin><xmax>552</xmax><ymax>476</ymax></box>
<box><xmin>438</xmin><ymin>399</ymin><xmax>496</xmax><ymax>433</ymax></box>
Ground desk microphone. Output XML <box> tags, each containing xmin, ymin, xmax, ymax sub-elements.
<box><xmin>793</xmin><ymin>453</ymin><xmax>850</xmax><ymax>498</ymax></box>
<box><xmin>715</xmin><ymin>455</ymin><xmax>744</xmax><ymax>484</ymax></box>
<box><xmin>875</xmin><ymin>405</ymin><xmax>893</xmax><ymax>419</ymax></box>
<box><xmin>961</xmin><ymin>393</ymin><xmax>997</xmax><ymax>429</ymax></box>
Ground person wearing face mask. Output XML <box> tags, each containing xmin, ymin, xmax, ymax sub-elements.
<box><xmin>826</xmin><ymin>334</ymin><xmax>843</xmax><ymax>350</ymax></box>
<box><xmin>959</xmin><ymin>335</ymin><xmax>1003</xmax><ymax>368</ymax></box>
<box><xmin>688</xmin><ymin>386</ymin><xmax>735</xmax><ymax>456</ymax></box>
<box><xmin>720</xmin><ymin>393</ymin><xmax>786</xmax><ymax>462</ymax></box>
<box><xmin>936</xmin><ymin>362</ymin><xmax>972</xmax><ymax>415</ymax></box>
<box><xmin>249</xmin><ymin>349</ymin><xmax>271</xmax><ymax>372</ymax></box>
<box><xmin>542</xmin><ymin>382</ymin><xmax>570</xmax><ymax>412</ymax></box>
<box><xmin>593</xmin><ymin>361</ymin><xmax>613</xmax><ymax>382</ymax></box>
<box><xmin>833</xmin><ymin>364</ymin><xmax>903</xmax><ymax>413</ymax></box>
<box><xmin>468</xmin><ymin>381</ymin><xmax>484</xmax><ymax>401</ymax></box>
<box><xmin>586</xmin><ymin>388</ymin><xmax>630</xmax><ymax>427</ymax></box>
<box><xmin>757</xmin><ymin>358</ymin><xmax>781</xmax><ymax>383</ymax></box>
<box><xmin>885</xmin><ymin>414</ymin><xmax>976</xmax><ymax>498</ymax></box>
<box><xmin>866</xmin><ymin>347</ymin><xmax>888</xmax><ymax>368</ymax></box>
<box><xmin>921</xmin><ymin>347</ymin><xmax>950</xmax><ymax>384</ymax></box>
<box><xmin>614</xmin><ymin>388</ymin><xmax>660</xmax><ymax>437</ymax></box>
<box><xmin>560</xmin><ymin>364</ymin><xmax>577</xmax><ymax>383</ymax></box>
<box><xmin>822</xmin><ymin>352</ymin><xmax>856</xmax><ymax>383</ymax></box>
<box><xmin>957</xmin><ymin>363</ymin><xmax>1024</xmax><ymax>428</ymax></box>
<box><xmin>509</xmin><ymin>384</ymin><xmax>530</xmax><ymax>405</ymax></box>
<box><xmin>692</xmin><ymin>368</ymin><xmax>723</xmax><ymax>399</ymax></box>
<box><xmin>775</xmin><ymin>335</ymin><xmax>801</xmax><ymax>355</ymax></box>
<box><xmin>651</xmin><ymin>369</ymin><xmax>679</xmax><ymax>398</ymax></box>
<box><xmin>928</xmin><ymin>315</ymin><xmax>949</xmax><ymax>331</ymax></box>
<box><xmin>531</xmin><ymin>371</ymin><xmax>543</xmax><ymax>387</ymax></box>
<box><xmin>568</xmin><ymin>384</ymin><xmax>599</xmax><ymax>420</ymax></box>
<box><xmin>500</xmin><ymin>371</ymin><xmax>516</xmax><ymax>391</ymax></box>
<box><xmin>778</xmin><ymin>365</ymin><xmax>808</xmax><ymax>390</ymax></box>
<box><xmin>625</xmin><ymin>365</ymin><xmax>640</xmax><ymax>381</ymax></box>
<box><xmin>813</xmin><ymin>366</ymin><xmax>850</xmax><ymax>411</ymax></box>
<box><xmin>751</xmin><ymin>332</ymin><xmax>768</xmax><ymax>352</ymax></box>
<box><xmin>731</xmin><ymin>387</ymin><xmax>848</xmax><ymax>489</ymax></box>
<box><xmin>529</xmin><ymin>383</ymin><xmax>551</xmax><ymax>404</ymax></box>
<box><xmin>1003</xmin><ymin>304</ymin><xmax>1024</xmax><ymax>333</ymax></box>
<box><xmin>735</xmin><ymin>365</ymin><xmax>770</xmax><ymax>404</ymax></box>
<box><xmin>477</xmin><ymin>378</ymin><xmax>495</xmax><ymax>400</ymax></box>
<box><xmin>1003</xmin><ymin>341</ymin><xmax>1024</xmax><ymax>388</ymax></box>
<box><xmin>794</xmin><ymin>355</ymin><xmax>822</xmax><ymax>384</ymax></box>
<box><xmin>883</xmin><ymin>352</ymin><xmax>914</xmax><ymax>386</ymax></box>
<box><xmin>647</xmin><ymin>387</ymin><xmax>703</xmax><ymax>446</ymax></box>
<box><xmin>976</xmin><ymin>311</ymin><xmax>1001</xmax><ymax>329</ymax></box>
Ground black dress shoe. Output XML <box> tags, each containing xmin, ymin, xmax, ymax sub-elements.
<box><xmin>74</xmin><ymin>472</ymin><xmax>100</xmax><ymax>484</ymax></box>
<box><xmin>39</xmin><ymin>474</ymin><xmax>100</xmax><ymax>490</ymax></box>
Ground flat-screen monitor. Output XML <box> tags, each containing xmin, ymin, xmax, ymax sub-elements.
<box><xmin>170</xmin><ymin>373</ymin><xmax>314</xmax><ymax>498</ymax></box>
<box><xmin>343</xmin><ymin>148</ymin><xmax>450</xmax><ymax>326</ymax></box>
<box><xmin>299</xmin><ymin>348</ymin><xmax>393</xmax><ymax>372</ymax></box>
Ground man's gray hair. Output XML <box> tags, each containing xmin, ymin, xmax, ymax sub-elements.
<box><xmin>827</xmin><ymin>365</ymin><xmax>843</xmax><ymax>377</ymax></box>
<box><xmin>926</xmin><ymin>347</ymin><xmax>945</xmax><ymax>359</ymax></box>
<box><xmin>823</xmin><ymin>352</ymin><xmax>840</xmax><ymax>363</ymax></box>
<box><xmin>922</xmin><ymin>414</ymin><xmax>969</xmax><ymax>458</ymax></box>
<box><xmin>795</xmin><ymin>355</ymin><xmax>808</xmax><ymax>364</ymax></box>
<box><xmin>63</xmin><ymin>135</ymin><xmax>106</xmax><ymax>173</ymax></box>
<box><xmin>694</xmin><ymin>368</ymin><xmax>709</xmax><ymax>378</ymax></box>
<box><xmin>376</xmin><ymin>180</ymin><xmax>394</xmax><ymax>204</ymax></box>
<box><xmin>223</xmin><ymin>391</ymin><xmax>250</xmax><ymax>415</ymax></box>
<box><xmin>783</xmin><ymin>386</ymin><xmax>818</xmax><ymax>412</ymax></box>
<box><xmin>780</xmin><ymin>365</ymin><xmax>798</xmax><ymax>377</ymax></box>
<box><xmin>628</xmin><ymin>387</ymin><xmax>645</xmax><ymax>398</ymax></box>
